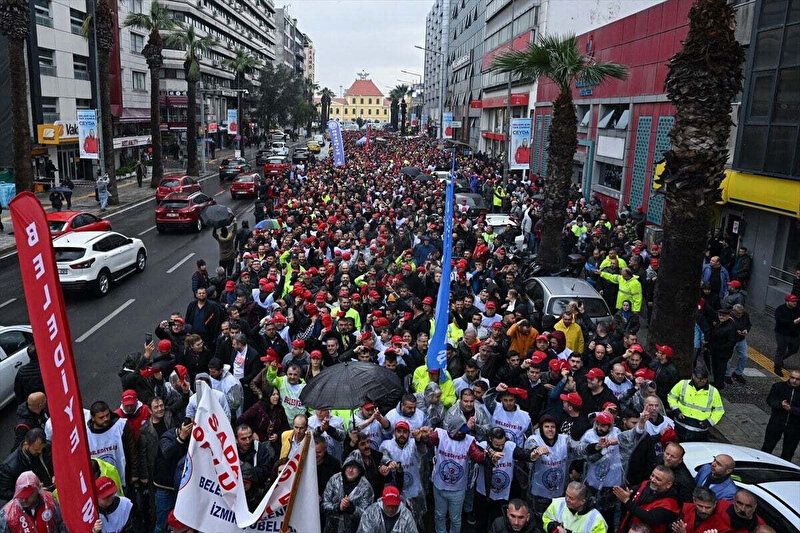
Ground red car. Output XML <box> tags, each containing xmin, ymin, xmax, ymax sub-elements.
<box><xmin>155</xmin><ymin>191</ymin><xmax>216</xmax><ymax>233</ymax></box>
<box><xmin>263</xmin><ymin>156</ymin><xmax>290</xmax><ymax>176</ymax></box>
<box><xmin>230</xmin><ymin>173</ymin><xmax>259</xmax><ymax>199</ymax></box>
<box><xmin>155</xmin><ymin>175</ymin><xmax>202</xmax><ymax>202</ymax></box>
<box><xmin>47</xmin><ymin>211</ymin><xmax>111</xmax><ymax>238</ymax></box>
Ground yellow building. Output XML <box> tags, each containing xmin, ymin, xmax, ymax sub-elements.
<box><xmin>316</xmin><ymin>79</ymin><xmax>391</xmax><ymax>124</ymax></box>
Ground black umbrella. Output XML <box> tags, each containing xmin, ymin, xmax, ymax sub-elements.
<box><xmin>200</xmin><ymin>204</ymin><xmax>234</xmax><ymax>229</ymax></box>
<box><xmin>413</xmin><ymin>174</ymin><xmax>434</xmax><ymax>182</ymax></box>
<box><xmin>401</xmin><ymin>166</ymin><xmax>421</xmax><ymax>177</ymax></box>
<box><xmin>299</xmin><ymin>361</ymin><xmax>403</xmax><ymax>410</ymax></box>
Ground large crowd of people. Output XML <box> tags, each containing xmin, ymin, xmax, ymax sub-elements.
<box><xmin>2</xmin><ymin>131</ymin><xmax>797</xmax><ymax>533</ymax></box>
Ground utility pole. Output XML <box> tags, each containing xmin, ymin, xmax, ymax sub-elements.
<box><xmin>199</xmin><ymin>83</ymin><xmax>206</xmax><ymax>174</ymax></box>
<box><xmin>503</xmin><ymin>0</ymin><xmax>515</xmax><ymax>187</ymax></box>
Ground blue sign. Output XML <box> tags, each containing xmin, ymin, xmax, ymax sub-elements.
<box><xmin>327</xmin><ymin>120</ymin><xmax>345</xmax><ymax>167</ymax></box>
<box><xmin>426</xmin><ymin>151</ymin><xmax>457</xmax><ymax>371</ymax></box>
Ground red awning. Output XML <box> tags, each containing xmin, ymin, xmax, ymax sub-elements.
<box><xmin>481</xmin><ymin>131</ymin><xmax>506</xmax><ymax>141</ymax></box>
<box><xmin>119</xmin><ymin>108</ymin><xmax>151</xmax><ymax>123</ymax></box>
<box><xmin>480</xmin><ymin>93</ymin><xmax>529</xmax><ymax>109</ymax></box>
<box><xmin>159</xmin><ymin>95</ymin><xmax>188</xmax><ymax>106</ymax></box>
<box><xmin>470</xmin><ymin>100</ymin><xmax>482</xmax><ymax>109</ymax></box>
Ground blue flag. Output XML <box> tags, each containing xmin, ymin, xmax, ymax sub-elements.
<box><xmin>426</xmin><ymin>152</ymin><xmax>457</xmax><ymax>371</ymax></box>
<box><xmin>327</xmin><ymin>120</ymin><xmax>345</xmax><ymax>167</ymax></box>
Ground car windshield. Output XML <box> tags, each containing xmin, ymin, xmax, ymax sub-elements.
<box><xmin>160</xmin><ymin>179</ymin><xmax>180</xmax><ymax>187</ymax></box>
<box><xmin>224</xmin><ymin>160</ymin><xmax>245</xmax><ymax>167</ymax></box>
<box><xmin>549</xmin><ymin>297</ymin><xmax>609</xmax><ymax>318</ymax></box>
<box><xmin>54</xmin><ymin>247</ymin><xmax>85</xmax><ymax>261</ymax></box>
<box><xmin>161</xmin><ymin>200</ymin><xmax>189</xmax><ymax>209</ymax></box>
<box><xmin>267</xmin><ymin>158</ymin><xmax>285</xmax><ymax>164</ymax></box>
<box><xmin>48</xmin><ymin>221</ymin><xmax>67</xmax><ymax>232</ymax></box>
<box><xmin>235</xmin><ymin>175</ymin><xmax>254</xmax><ymax>183</ymax></box>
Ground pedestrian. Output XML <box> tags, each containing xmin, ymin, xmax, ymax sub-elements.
<box><xmin>761</xmin><ymin>367</ymin><xmax>800</xmax><ymax>461</ymax></box>
<box><xmin>773</xmin><ymin>293</ymin><xmax>800</xmax><ymax>376</ymax></box>
<box><xmin>707</xmin><ymin>308</ymin><xmax>738</xmax><ymax>389</ymax></box>
<box><xmin>0</xmin><ymin>471</ymin><xmax>66</xmax><ymax>531</ymax></box>
<box><xmin>61</xmin><ymin>176</ymin><xmax>74</xmax><ymax>208</ymax></box>
<box><xmin>91</xmin><ymin>476</ymin><xmax>135</xmax><ymax>532</ymax></box>
<box><xmin>0</xmin><ymin>429</ymin><xmax>54</xmax><ymax>503</ymax></box>
<box><xmin>97</xmin><ymin>173</ymin><xmax>110</xmax><ymax>211</ymax></box>
<box><xmin>48</xmin><ymin>189</ymin><xmax>63</xmax><ymax>211</ymax></box>
<box><xmin>135</xmin><ymin>158</ymin><xmax>146</xmax><ymax>188</ymax></box>
<box><xmin>355</xmin><ymin>485</ymin><xmax>418</xmax><ymax>533</ymax></box>
<box><xmin>12</xmin><ymin>393</ymin><xmax>48</xmax><ymax>450</ymax></box>
<box><xmin>726</xmin><ymin>303</ymin><xmax>751</xmax><ymax>384</ymax></box>
<box><xmin>542</xmin><ymin>481</ymin><xmax>607</xmax><ymax>532</ymax></box>
<box><xmin>14</xmin><ymin>346</ymin><xmax>44</xmax><ymax>405</ymax></box>
<box><xmin>667</xmin><ymin>364</ymin><xmax>724</xmax><ymax>442</ymax></box>
<box><xmin>321</xmin><ymin>450</ymin><xmax>374</xmax><ymax>533</ymax></box>
<box><xmin>212</xmin><ymin>223</ymin><xmax>237</xmax><ymax>276</ymax></box>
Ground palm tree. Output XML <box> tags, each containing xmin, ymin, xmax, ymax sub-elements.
<box><xmin>388</xmin><ymin>87</ymin><xmax>401</xmax><ymax>131</ymax></box>
<box><xmin>82</xmin><ymin>0</ymin><xmax>118</xmax><ymax>203</ymax></box>
<box><xmin>124</xmin><ymin>1</ymin><xmax>176</xmax><ymax>187</ymax></box>
<box><xmin>165</xmin><ymin>25</ymin><xmax>215</xmax><ymax>176</ymax></box>
<box><xmin>0</xmin><ymin>0</ymin><xmax>33</xmax><ymax>192</ymax></box>
<box><xmin>319</xmin><ymin>87</ymin><xmax>335</xmax><ymax>125</ymax></box>
<box><xmin>303</xmin><ymin>79</ymin><xmax>320</xmax><ymax>137</ymax></box>
<box><xmin>649</xmin><ymin>0</ymin><xmax>744</xmax><ymax>374</ymax></box>
<box><xmin>223</xmin><ymin>49</ymin><xmax>261</xmax><ymax>152</ymax></box>
<box><xmin>493</xmin><ymin>35</ymin><xmax>627</xmax><ymax>272</ymax></box>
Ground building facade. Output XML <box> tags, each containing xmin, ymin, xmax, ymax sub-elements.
<box><xmin>275</xmin><ymin>7</ymin><xmax>306</xmax><ymax>76</ymax></box>
<box><xmin>303</xmin><ymin>35</ymin><xmax>315</xmax><ymax>82</ymax></box>
<box><xmin>423</xmin><ymin>0</ymin><xmax>450</xmax><ymax>134</ymax></box>
<box><xmin>446</xmin><ymin>0</ymin><xmax>485</xmax><ymax>147</ymax></box>
<box><xmin>321</xmin><ymin>78</ymin><xmax>391</xmax><ymax>124</ymax></box>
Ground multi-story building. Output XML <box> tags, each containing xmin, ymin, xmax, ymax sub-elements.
<box><xmin>530</xmin><ymin>0</ymin><xmax>792</xmax><ymax>313</ymax></box>
<box><xmin>320</xmin><ymin>78</ymin><xmax>391</xmax><ymax>124</ymax></box>
<box><xmin>423</xmin><ymin>0</ymin><xmax>450</xmax><ymax>135</ymax></box>
<box><xmin>275</xmin><ymin>7</ymin><xmax>306</xmax><ymax>76</ymax></box>
<box><xmin>303</xmin><ymin>35</ymin><xmax>315</xmax><ymax>82</ymax></box>
<box><xmin>476</xmin><ymin>0</ymin><xmax>661</xmax><ymax>157</ymax></box>
<box><xmin>446</xmin><ymin>0</ymin><xmax>485</xmax><ymax>147</ymax></box>
<box><xmin>159</xmin><ymin>0</ymin><xmax>277</xmax><ymax>149</ymax></box>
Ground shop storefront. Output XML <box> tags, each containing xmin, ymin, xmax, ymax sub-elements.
<box><xmin>35</xmin><ymin>121</ymin><xmax>94</xmax><ymax>183</ymax></box>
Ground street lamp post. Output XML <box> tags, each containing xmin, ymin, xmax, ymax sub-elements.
<box><xmin>415</xmin><ymin>45</ymin><xmax>445</xmax><ymax>139</ymax></box>
<box><xmin>503</xmin><ymin>0</ymin><xmax>516</xmax><ymax>187</ymax></box>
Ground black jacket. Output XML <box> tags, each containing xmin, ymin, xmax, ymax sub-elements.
<box><xmin>13</xmin><ymin>360</ymin><xmax>44</xmax><ymax>405</ymax></box>
<box><xmin>152</xmin><ymin>428</ymin><xmax>190</xmax><ymax>490</ymax></box>
<box><xmin>775</xmin><ymin>303</ymin><xmax>800</xmax><ymax>337</ymax></box>
<box><xmin>766</xmin><ymin>380</ymin><xmax>800</xmax><ymax>428</ymax></box>
<box><xmin>708</xmin><ymin>319</ymin><xmax>738</xmax><ymax>359</ymax></box>
<box><xmin>490</xmin><ymin>512</ymin><xmax>536</xmax><ymax>533</ymax></box>
<box><xmin>0</xmin><ymin>447</ymin><xmax>54</xmax><ymax>503</ymax></box>
<box><xmin>184</xmin><ymin>300</ymin><xmax>225</xmax><ymax>344</ymax></box>
<box><xmin>238</xmin><ymin>441</ymin><xmax>275</xmax><ymax>489</ymax></box>
<box><xmin>13</xmin><ymin>403</ymin><xmax>48</xmax><ymax>449</ymax></box>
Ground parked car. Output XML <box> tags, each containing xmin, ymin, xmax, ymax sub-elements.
<box><xmin>454</xmin><ymin>193</ymin><xmax>489</xmax><ymax>216</ymax></box>
<box><xmin>255</xmin><ymin>149</ymin><xmax>273</xmax><ymax>166</ymax></box>
<box><xmin>306</xmin><ymin>141</ymin><xmax>321</xmax><ymax>154</ymax></box>
<box><xmin>682</xmin><ymin>443</ymin><xmax>800</xmax><ymax>532</ymax></box>
<box><xmin>271</xmin><ymin>132</ymin><xmax>286</xmax><ymax>143</ymax></box>
<box><xmin>264</xmin><ymin>156</ymin><xmax>290</xmax><ymax>176</ymax></box>
<box><xmin>292</xmin><ymin>148</ymin><xmax>310</xmax><ymax>163</ymax></box>
<box><xmin>155</xmin><ymin>175</ymin><xmax>201</xmax><ymax>202</ymax></box>
<box><xmin>0</xmin><ymin>325</ymin><xmax>33</xmax><ymax>409</ymax></box>
<box><xmin>218</xmin><ymin>158</ymin><xmax>251</xmax><ymax>181</ymax></box>
<box><xmin>155</xmin><ymin>191</ymin><xmax>216</xmax><ymax>233</ymax></box>
<box><xmin>312</xmin><ymin>134</ymin><xmax>325</xmax><ymax>147</ymax></box>
<box><xmin>230</xmin><ymin>173</ymin><xmax>258</xmax><ymax>199</ymax></box>
<box><xmin>524</xmin><ymin>276</ymin><xmax>612</xmax><ymax>326</ymax></box>
<box><xmin>484</xmin><ymin>214</ymin><xmax>525</xmax><ymax>251</ymax></box>
<box><xmin>53</xmin><ymin>231</ymin><xmax>147</xmax><ymax>296</ymax></box>
<box><xmin>270</xmin><ymin>141</ymin><xmax>289</xmax><ymax>156</ymax></box>
<box><xmin>47</xmin><ymin>211</ymin><xmax>111</xmax><ymax>238</ymax></box>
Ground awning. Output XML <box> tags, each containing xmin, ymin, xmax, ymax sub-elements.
<box><xmin>653</xmin><ymin>162</ymin><xmax>800</xmax><ymax>218</ymax></box>
<box><xmin>720</xmin><ymin>170</ymin><xmax>800</xmax><ymax>218</ymax></box>
<box><xmin>120</xmin><ymin>108</ymin><xmax>151</xmax><ymax>123</ymax></box>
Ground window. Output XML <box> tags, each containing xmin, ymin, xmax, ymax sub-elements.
<box><xmin>41</xmin><ymin>97</ymin><xmax>59</xmax><ymax>123</ymax></box>
<box><xmin>577</xmin><ymin>105</ymin><xmax>591</xmax><ymax>128</ymax></box>
<box><xmin>384</xmin><ymin>108</ymin><xmax>388</xmax><ymax>115</ymax></box>
<box><xmin>131</xmin><ymin>33</ymin><xmax>145</xmax><ymax>54</ymax></box>
<box><xmin>360</xmin><ymin>98</ymin><xmax>364</xmax><ymax>104</ymax></box>
<box><xmin>0</xmin><ymin>330</ymin><xmax>31</xmax><ymax>359</ymax></box>
<box><xmin>73</xmin><ymin>55</ymin><xmax>90</xmax><ymax>81</ymax></box>
<box><xmin>360</xmin><ymin>109</ymin><xmax>364</xmax><ymax>115</ymax></box>
<box><xmin>368</xmin><ymin>98</ymin><xmax>372</xmax><ymax>104</ymax></box>
<box><xmin>38</xmin><ymin>49</ymin><xmax>56</xmax><ymax>77</ymax></box>
<box><xmin>597</xmin><ymin>161</ymin><xmax>623</xmax><ymax>191</ymax></box>
<box><xmin>35</xmin><ymin>0</ymin><xmax>52</xmax><ymax>27</ymax></box>
<box><xmin>132</xmin><ymin>71</ymin><xmax>146</xmax><ymax>91</ymax></box>
<box><xmin>367</xmin><ymin>109</ymin><xmax>371</xmax><ymax>115</ymax></box>
<box><xmin>597</xmin><ymin>104</ymin><xmax>629</xmax><ymax>129</ymax></box>
<box><xmin>131</xmin><ymin>0</ymin><xmax>144</xmax><ymax>13</ymax></box>
<box><xmin>70</xmin><ymin>8</ymin><xmax>85</xmax><ymax>35</ymax></box>
<box><xmin>773</xmin><ymin>67</ymin><xmax>799</xmax><ymax>122</ymax></box>
<box><xmin>615</xmin><ymin>109</ymin><xmax>631</xmax><ymax>130</ymax></box>
<box><xmin>76</xmin><ymin>98</ymin><xmax>92</xmax><ymax>110</ymax></box>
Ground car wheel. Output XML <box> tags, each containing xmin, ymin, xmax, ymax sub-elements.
<box><xmin>195</xmin><ymin>218</ymin><xmax>203</xmax><ymax>232</ymax></box>
<box><xmin>135</xmin><ymin>250</ymin><xmax>147</xmax><ymax>273</ymax></box>
<box><xmin>94</xmin><ymin>270</ymin><xmax>111</xmax><ymax>297</ymax></box>
<box><xmin>156</xmin><ymin>224</ymin><xmax>165</xmax><ymax>233</ymax></box>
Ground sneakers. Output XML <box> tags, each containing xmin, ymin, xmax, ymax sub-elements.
<box><xmin>465</xmin><ymin>512</ymin><xmax>476</xmax><ymax>526</ymax></box>
<box><xmin>732</xmin><ymin>373</ymin><xmax>746</xmax><ymax>384</ymax></box>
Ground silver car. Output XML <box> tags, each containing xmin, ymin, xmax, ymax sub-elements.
<box><xmin>0</xmin><ymin>326</ymin><xmax>33</xmax><ymax>409</ymax></box>
<box><xmin>525</xmin><ymin>276</ymin><xmax>612</xmax><ymax>325</ymax></box>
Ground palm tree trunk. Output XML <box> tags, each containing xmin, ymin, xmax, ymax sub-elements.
<box><xmin>148</xmin><ymin>64</ymin><xmax>162</xmax><ymax>187</ymax></box>
<box><xmin>538</xmin><ymin>91</ymin><xmax>577</xmax><ymax>273</ymax></box>
<box><xmin>186</xmin><ymin>76</ymin><xmax>199</xmax><ymax>176</ymax></box>
<box><xmin>8</xmin><ymin>39</ymin><xmax>32</xmax><ymax>193</ymax></box>
<box><xmin>98</xmin><ymin>47</ymin><xmax>118</xmax><ymax>203</ymax></box>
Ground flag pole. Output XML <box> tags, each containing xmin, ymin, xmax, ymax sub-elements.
<box><xmin>280</xmin><ymin>430</ymin><xmax>312</xmax><ymax>533</ymax></box>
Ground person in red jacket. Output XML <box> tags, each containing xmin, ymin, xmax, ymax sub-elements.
<box><xmin>115</xmin><ymin>389</ymin><xmax>151</xmax><ymax>441</ymax></box>
<box><xmin>672</xmin><ymin>486</ymin><xmax>734</xmax><ymax>533</ymax></box>
<box><xmin>614</xmin><ymin>465</ymin><xmax>680</xmax><ymax>533</ymax></box>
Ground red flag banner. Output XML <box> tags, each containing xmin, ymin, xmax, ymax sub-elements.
<box><xmin>9</xmin><ymin>192</ymin><xmax>97</xmax><ymax>531</ymax></box>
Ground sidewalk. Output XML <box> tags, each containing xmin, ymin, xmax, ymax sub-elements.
<box><xmin>0</xmin><ymin>148</ymin><xmax>244</xmax><ymax>256</ymax></box>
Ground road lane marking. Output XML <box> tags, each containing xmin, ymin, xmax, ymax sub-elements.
<box><xmin>167</xmin><ymin>252</ymin><xmax>196</xmax><ymax>274</ymax></box>
<box><xmin>138</xmin><ymin>225</ymin><xmax>157</xmax><ymax>236</ymax></box>
<box><xmin>76</xmin><ymin>298</ymin><xmax>136</xmax><ymax>343</ymax></box>
<box><xmin>0</xmin><ymin>298</ymin><xmax>17</xmax><ymax>309</ymax></box>
<box><xmin>215</xmin><ymin>190</ymin><xmax>226</xmax><ymax>196</ymax></box>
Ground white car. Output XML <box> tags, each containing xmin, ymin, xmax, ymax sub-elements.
<box><xmin>682</xmin><ymin>442</ymin><xmax>800</xmax><ymax>532</ymax></box>
<box><xmin>312</xmin><ymin>134</ymin><xmax>325</xmax><ymax>146</ymax></box>
<box><xmin>53</xmin><ymin>231</ymin><xmax>147</xmax><ymax>297</ymax></box>
<box><xmin>0</xmin><ymin>325</ymin><xmax>33</xmax><ymax>409</ymax></box>
<box><xmin>270</xmin><ymin>141</ymin><xmax>289</xmax><ymax>156</ymax></box>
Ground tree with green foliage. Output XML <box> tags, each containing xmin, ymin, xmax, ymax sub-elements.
<box><xmin>223</xmin><ymin>49</ymin><xmax>261</xmax><ymax>151</ymax></box>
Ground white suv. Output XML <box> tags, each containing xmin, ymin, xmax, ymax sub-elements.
<box><xmin>53</xmin><ymin>231</ymin><xmax>147</xmax><ymax>296</ymax></box>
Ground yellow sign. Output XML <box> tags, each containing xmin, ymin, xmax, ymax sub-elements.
<box><xmin>37</xmin><ymin>124</ymin><xmax>61</xmax><ymax>144</ymax></box>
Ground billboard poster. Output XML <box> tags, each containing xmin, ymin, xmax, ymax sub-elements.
<box><xmin>509</xmin><ymin>117</ymin><xmax>532</xmax><ymax>170</ymax></box>
<box><xmin>227</xmin><ymin>109</ymin><xmax>238</xmax><ymax>136</ymax></box>
<box><xmin>77</xmin><ymin>109</ymin><xmax>99</xmax><ymax>160</ymax></box>
<box><xmin>442</xmin><ymin>112</ymin><xmax>454</xmax><ymax>139</ymax></box>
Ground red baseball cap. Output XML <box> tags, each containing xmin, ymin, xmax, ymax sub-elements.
<box><xmin>368</xmin><ymin>290</ymin><xmax>380</xmax><ymax>299</ymax></box>
<box><xmin>360</xmin><ymin>332</ymin><xmax>372</xmax><ymax>342</ymax></box>
<box><xmin>602</xmin><ymin>401</ymin><xmax>618</xmax><ymax>411</ymax></box>
<box><xmin>310</xmin><ymin>350</ymin><xmax>323</xmax><ymax>360</ymax></box>
<box><xmin>121</xmin><ymin>389</ymin><xmax>138</xmax><ymax>406</ymax></box>
<box><xmin>292</xmin><ymin>339</ymin><xmax>305</xmax><ymax>349</ymax></box>
<box><xmin>422</xmin><ymin>296</ymin><xmax>434</xmax><ymax>305</ymax></box>
<box><xmin>785</xmin><ymin>294</ymin><xmax>799</xmax><ymax>303</ymax></box>
<box><xmin>629</xmin><ymin>344</ymin><xmax>644</xmax><ymax>353</ymax></box>
<box><xmin>394</xmin><ymin>420</ymin><xmax>410</xmax><ymax>431</ymax></box>
<box><xmin>586</xmin><ymin>368</ymin><xmax>605</xmax><ymax>380</ymax></box>
<box><xmin>362</xmin><ymin>401</ymin><xmax>376</xmax><ymax>411</ymax></box>
<box><xmin>595</xmin><ymin>411</ymin><xmax>615</xmax><ymax>426</ymax></box>
<box><xmin>635</xmin><ymin>368</ymin><xmax>656</xmax><ymax>381</ymax></box>
<box><xmin>485</xmin><ymin>301</ymin><xmax>496</xmax><ymax>309</ymax></box>
<box><xmin>382</xmin><ymin>485</ymin><xmax>401</xmax><ymax>506</ymax></box>
<box><xmin>391</xmin><ymin>335</ymin><xmax>403</xmax><ymax>345</ymax></box>
<box><xmin>560</xmin><ymin>392</ymin><xmax>583</xmax><ymax>408</ymax></box>
<box><xmin>491</xmin><ymin>322</ymin><xmax>503</xmax><ymax>330</ymax></box>
<box><xmin>531</xmin><ymin>351</ymin><xmax>547</xmax><ymax>364</ymax></box>
<box><xmin>374</xmin><ymin>317</ymin><xmax>390</xmax><ymax>328</ymax></box>
<box><xmin>95</xmin><ymin>476</ymin><xmax>117</xmax><ymax>499</ymax></box>
<box><xmin>536</xmin><ymin>334</ymin><xmax>549</xmax><ymax>342</ymax></box>
<box><xmin>655</xmin><ymin>344</ymin><xmax>674</xmax><ymax>358</ymax></box>
<box><xmin>728</xmin><ymin>280</ymin><xmax>742</xmax><ymax>289</ymax></box>
<box><xmin>157</xmin><ymin>339</ymin><xmax>172</xmax><ymax>353</ymax></box>
<box><xmin>315</xmin><ymin>292</ymin><xmax>327</xmax><ymax>302</ymax></box>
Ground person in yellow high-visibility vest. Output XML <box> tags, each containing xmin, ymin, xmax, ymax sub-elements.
<box><xmin>668</xmin><ymin>364</ymin><xmax>724</xmax><ymax>442</ymax></box>
<box><xmin>492</xmin><ymin>183</ymin><xmax>507</xmax><ymax>213</ymax></box>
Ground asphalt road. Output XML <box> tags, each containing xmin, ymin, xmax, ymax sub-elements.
<box><xmin>0</xmin><ymin>144</ymin><xmax>313</xmax><ymax>452</ymax></box>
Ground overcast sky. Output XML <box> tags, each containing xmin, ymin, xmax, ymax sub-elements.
<box><xmin>278</xmin><ymin>0</ymin><xmax>430</xmax><ymax>97</ymax></box>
